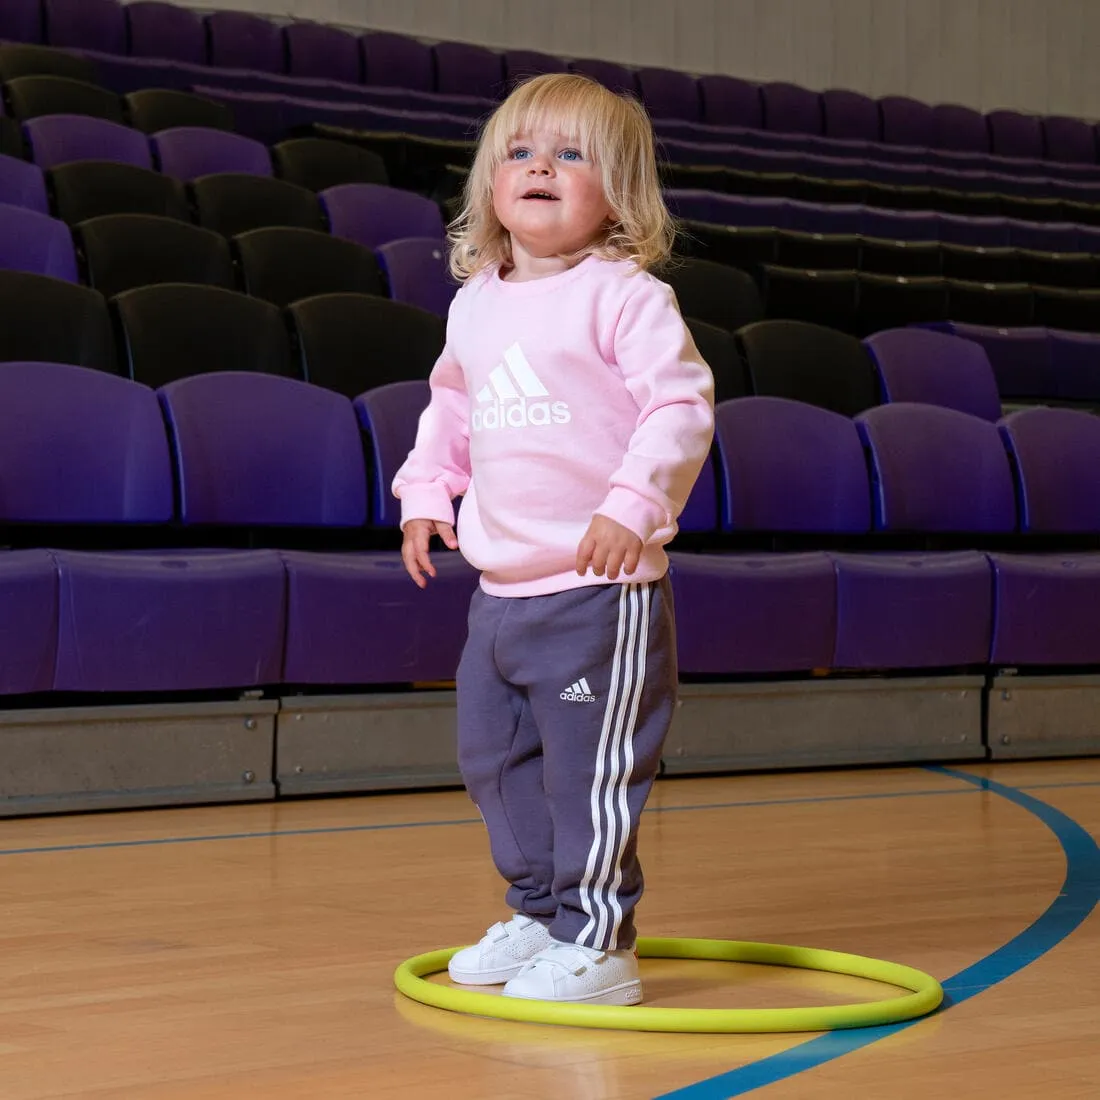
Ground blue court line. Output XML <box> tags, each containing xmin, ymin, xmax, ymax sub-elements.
<box><xmin>653</xmin><ymin>765</ymin><xmax>1100</xmax><ymax>1100</ymax></box>
<box><xmin>1</xmin><ymin>777</ymin><xmax>1099</xmax><ymax>859</ymax></box>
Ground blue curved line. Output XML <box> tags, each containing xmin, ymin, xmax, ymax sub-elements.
<box><xmin>655</xmin><ymin>765</ymin><xmax>1100</xmax><ymax>1100</ymax></box>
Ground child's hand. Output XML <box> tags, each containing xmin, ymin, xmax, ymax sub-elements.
<box><xmin>402</xmin><ymin>519</ymin><xmax>459</xmax><ymax>588</ymax></box>
<box><xmin>576</xmin><ymin>515</ymin><xmax>644</xmax><ymax>581</ymax></box>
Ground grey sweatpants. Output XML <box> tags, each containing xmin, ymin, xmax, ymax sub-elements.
<box><xmin>456</xmin><ymin>577</ymin><xmax>677</xmax><ymax>951</ymax></box>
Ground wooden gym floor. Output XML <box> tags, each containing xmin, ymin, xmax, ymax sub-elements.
<box><xmin>0</xmin><ymin>757</ymin><xmax>1097</xmax><ymax>1099</ymax></box>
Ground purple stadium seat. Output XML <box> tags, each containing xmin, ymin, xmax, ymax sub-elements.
<box><xmin>1008</xmin><ymin>219</ymin><xmax>1079</xmax><ymax>253</ymax></box>
<box><xmin>1043</xmin><ymin>116</ymin><xmax>1097</xmax><ymax>165</ymax></box>
<box><xmin>0</xmin><ymin>550</ymin><xmax>56</xmax><ymax>694</ymax></box>
<box><xmin>569</xmin><ymin>58</ymin><xmax>637</xmax><ymax>96</ymax></box>
<box><xmin>636</xmin><ymin>67</ymin><xmax>701</xmax><ymax>122</ymax></box>
<box><xmin>53</xmin><ymin>548</ymin><xmax>286</xmax><ymax>691</ymax></box>
<box><xmin>822</xmin><ymin>89</ymin><xmax>881</xmax><ymax>143</ymax></box>
<box><xmin>761</xmin><ymin>83</ymin><xmax>823</xmax><ymax>135</ymax></box>
<box><xmin>999</xmin><ymin>406</ymin><xmax>1100</xmax><ymax>532</ymax></box>
<box><xmin>879</xmin><ymin>96</ymin><xmax>934</xmax><ymax>148</ymax></box>
<box><xmin>697</xmin><ymin>74</ymin><xmax>762</xmax><ymax>130</ymax></box>
<box><xmin>284</xmin><ymin>20</ymin><xmax>361</xmax><ymax>84</ymax></box>
<box><xmin>932</xmin><ymin>103</ymin><xmax>989</xmax><ymax>153</ymax></box>
<box><xmin>988</xmin><ymin>551</ymin><xmax>1100</xmax><ymax>667</ymax></box>
<box><xmin>504</xmin><ymin>50</ymin><xmax>568</xmax><ymax>86</ymax></box>
<box><xmin>0</xmin><ymin>0</ymin><xmax>43</xmax><ymax>44</ymax></box>
<box><xmin>152</xmin><ymin>127</ymin><xmax>272</xmax><ymax>180</ymax></box>
<box><xmin>0</xmin><ymin>155</ymin><xmax>47</xmax><ymax>214</ymax></box>
<box><xmin>856</xmin><ymin>403</ymin><xmax>1016</xmax><ymax>533</ymax></box>
<box><xmin>860</xmin><ymin>208</ymin><xmax>938</xmax><ymax>242</ymax></box>
<box><xmin>376</xmin><ymin>237</ymin><xmax>457</xmax><ymax>318</ymax></box>
<box><xmin>361</xmin><ymin>31</ymin><xmax>434</xmax><ymax>93</ymax></box>
<box><xmin>986</xmin><ymin>110</ymin><xmax>1044</xmax><ymax>161</ymax></box>
<box><xmin>205</xmin><ymin>11</ymin><xmax>286</xmax><ymax>74</ymax></box>
<box><xmin>433</xmin><ymin>41</ymin><xmax>504</xmax><ymax>100</ymax></box>
<box><xmin>678</xmin><ymin>452</ymin><xmax>719</xmax><ymax>534</ymax></box>
<box><xmin>946</xmin><ymin>323</ymin><xmax>1054</xmax><ymax>400</ymax></box>
<box><xmin>715</xmin><ymin>397</ymin><xmax>871</xmax><ymax>533</ymax></box>
<box><xmin>864</xmin><ymin>329</ymin><xmax>1002</xmax><ymax>422</ymax></box>
<box><xmin>23</xmin><ymin>115</ymin><xmax>152</xmax><ymax>170</ymax></box>
<box><xmin>160</xmin><ymin>371</ymin><xmax>366</xmax><ymax>527</ymax></box>
<box><xmin>830</xmin><ymin>551</ymin><xmax>992</xmax><ymax>670</ymax></box>
<box><xmin>935</xmin><ymin>213</ymin><xmax>1010</xmax><ymax>248</ymax></box>
<box><xmin>43</xmin><ymin>0</ymin><xmax>125</xmax><ymax>54</ymax></box>
<box><xmin>670</xmin><ymin>551</ymin><xmax>837</xmax><ymax>674</ymax></box>
<box><xmin>320</xmin><ymin>182</ymin><xmax>444</xmax><ymax>249</ymax></box>
<box><xmin>0</xmin><ymin>203</ymin><xmax>77</xmax><ymax>282</ymax></box>
<box><xmin>1047</xmin><ymin>329</ymin><xmax>1100</xmax><ymax>402</ymax></box>
<box><xmin>0</xmin><ymin>361</ymin><xmax>171</xmax><ymax>521</ymax></box>
<box><xmin>125</xmin><ymin>1</ymin><xmax>206</xmax><ymax>65</ymax></box>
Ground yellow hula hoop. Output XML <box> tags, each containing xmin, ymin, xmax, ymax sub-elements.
<box><xmin>394</xmin><ymin>937</ymin><xmax>943</xmax><ymax>1033</ymax></box>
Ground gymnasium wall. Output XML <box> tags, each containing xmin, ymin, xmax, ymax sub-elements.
<box><xmin>155</xmin><ymin>0</ymin><xmax>1100</xmax><ymax>119</ymax></box>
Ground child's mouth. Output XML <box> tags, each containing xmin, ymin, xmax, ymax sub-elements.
<box><xmin>522</xmin><ymin>190</ymin><xmax>559</xmax><ymax>200</ymax></box>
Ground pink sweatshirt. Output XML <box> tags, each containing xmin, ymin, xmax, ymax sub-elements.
<box><xmin>392</xmin><ymin>254</ymin><xmax>715</xmax><ymax>597</ymax></box>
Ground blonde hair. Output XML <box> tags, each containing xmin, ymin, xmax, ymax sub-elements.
<box><xmin>448</xmin><ymin>72</ymin><xmax>673</xmax><ymax>281</ymax></box>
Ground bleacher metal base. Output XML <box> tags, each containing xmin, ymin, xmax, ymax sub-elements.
<box><xmin>663</xmin><ymin>677</ymin><xmax>986</xmax><ymax>774</ymax></box>
<box><xmin>988</xmin><ymin>674</ymin><xmax>1100</xmax><ymax>758</ymax></box>
<box><xmin>0</xmin><ymin>700</ymin><xmax>277</xmax><ymax>817</ymax></box>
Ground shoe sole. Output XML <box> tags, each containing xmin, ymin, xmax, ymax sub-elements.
<box><xmin>448</xmin><ymin>963</ymin><xmax>528</xmax><ymax>986</ymax></box>
<box><xmin>502</xmin><ymin>979</ymin><xmax>643</xmax><ymax>1006</ymax></box>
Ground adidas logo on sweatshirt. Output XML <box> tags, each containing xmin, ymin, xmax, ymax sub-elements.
<box><xmin>471</xmin><ymin>343</ymin><xmax>571</xmax><ymax>432</ymax></box>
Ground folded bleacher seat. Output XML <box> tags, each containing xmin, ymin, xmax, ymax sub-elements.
<box><xmin>24</xmin><ymin>115</ymin><xmax>151</xmax><ymax>170</ymax></box>
<box><xmin>125</xmin><ymin>90</ymin><xmax>234</xmax><ymax>135</ymax></box>
<box><xmin>272</xmin><ymin>137</ymin><xmax>387</xmax><ymax>192</ymax></box>
<box><xmin>49</xmin><ymin>160</ymin><xmax>188</xmax><ymax>223</ymax></box>
<box><xmin>375</xmin><ymin>237</ymin><xmax>457</xmax><ymax>318</ymax></box>
<box><xmin>191</xmin><ymin>173</ymin><xmax>323</xmax><ymax>237</ymax></box>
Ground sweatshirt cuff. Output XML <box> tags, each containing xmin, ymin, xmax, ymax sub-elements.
<box><xmin>595</xmin><ymin>486</ymin><xmax>668</xmax><ymax>544</ymax></box>
<box><xmin>398</xmin><ymin>483</ymin><xmax>456</xmax><ymax>530</ymax></box>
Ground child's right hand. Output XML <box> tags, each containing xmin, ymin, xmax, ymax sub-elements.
<box><xmin>401</xmin><ymin>519</ymin><xmax>459</xmax><ymax>588</ymax></box>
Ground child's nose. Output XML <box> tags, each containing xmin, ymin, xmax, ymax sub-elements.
<box><xmin>527</xmin><ymin>153</ymin><xmax>554</xmax><ymax>174</ymax></box>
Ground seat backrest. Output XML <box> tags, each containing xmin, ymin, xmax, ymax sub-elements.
<box><xmin>932</xmin><ymin>103</ymin><xmax>989</xmax><ymax>153</ymax></box>
<box><xmin>125</xmin><ymin>1</ymin><xmax>207</xmax><ymax>65</ymax></box>
<box><xmin>636</xmin><ymin>67</ymin><xmax>701</xmax><ymax>122</ymax></box>
<box><xmin>504</xmin><ymin>50</ymin><xmax>568</xmax><ymax>87</ymax></box>
<box><xmin>76</xmin><ymin>213</ymin><xmax>234</xmax><ymax>299</ymax></box>
<box><xmin>5</xmin><ymin>75</ymin><xmax>122</xmax><ymax>123</ymax></box>
<box><xmin>125</xmin><ymin>90</ymin><xmax>234</xmax><ymax>135</ymax></box>
<box><xmin>999</xmin><ymin>406</ymin><xmax>1100</xmax><ymax>533</ymax></box>
<box><xmin>761</xmin><ymin>83</ymin><xmax>823</xmax><ymax>135</ymax></box>
<box><xmin>190</xmin><ymin>173</ymin><xmax>324</xmax><ymax>237</ymax></box>
<box><xmin>113</xmin><ymin>283</ymin><xmax>293</xmax><ymax>387</ymax></box>
<box><xmin>0</xmin><ymin>270</ymin><xmax>115</xmax><ymax>371</ymax></box>
<box><xmin>715</xmin><ymin>396</ymin><xmax>871</xmax><ymax>533</ymax></box>
<box><xmin>661</xmin><ymin>258</ymin><xmax>764</xmax><ymax>333</ymax></box>
<box><xmin>822</xmin><ymin>89</ymin><xmax>881</xmax><ymax>142</ymax></box>
<box><xmin>204</xmin><ymin>10</ymin><xmax>285</xmax><ymax>74</ymax></box>
<box><xmin>432</xmin><ymin>41</ymin><xmax>504</xmax><ymax>100</ymax></box>
<box><xmin>48</xmin><ymin>160</ymin><xmax>189</xmax><ymax>223</ymax></box>
<box><xmin>948</xmin><ymin>323</ymin><xmax>1053</xmax><ymax>400</ymax></box>
<box><xmin>43</xmin><ymin>0</ymin><xmax>126</xmax><ymax>54</ymax></box>
<box><xmin>568</xmin><ymin>58</ymin><xmax>637</xmax><ymax>95</ymax></box>
<box><xmin>153</xmin><ymin>126</ymin><xmax>271</xmax><ymax>180</ymax></box>
<box><xmin>936</xmin><ymin>213</ymin><xmax>1010</xmax><ymax>248</ymax></box>
<box><xmin>361</xmin><ymin>31</ymin><xmax>434</xmax><ymax>92</ymax></box>
<box><xmin>856</xmin><ymin>403</ymin><xmax>1015</xmax><ymax>532</ymax></box>
<box><xmin>321</xmin><ymin>182</ymin><xmax>444</xmax><ymax>249</ymax></box>
<box><xmin>1043</xmin><ymin>116</ymin><xmax>1097</xmax><ymax>165</ymax></box>
<box><xmin>289</xmin><ymin>292</ymin><xmax>444</xmax><ymax>399</ymax></box>
<box><xmin>0</xmin><ymin>0</ymin><xmax>43</xmax><ymax>45</ymax></box>
<box><xmin>684</xmin><ymin>318</ymin><xmax>749</xmax><ymax>404</ymax></box>
<box><xmin>353</xmin><ymin>379</ymin><xmax>431</xmax><ymax>527</ymax></box>
<box><xmin>285</xmin><ymin>20</ymin><xmax>361</xmax><ymax>84</ymax></box>
<box><xmin>376</xmin><ymin>237</ymin><xmax>458</xmax><ymax>318</ymax></box>
<box><xmin>272</xmin><ymin>137</ymin><xmax>387</xmax><ymax>191</ymax></box>
<box><xmin>0</xmin><ymin>154</ymin><xmax>47</xmax><ymax>214</ymax></box>
<box><xmin>0</xmin><ymin>360</ymin><xmax>171</xmax><ymax>522</ymax></box>
<box><xmin>697</xmin><ymin>74</ymin><xmax>762</xmax><ymax>130</ymax></box>
<box><xmin>0</xmin><ymin>201</ymin><xmax>76</xmax><ymax>282</ymax></box>
<box><xmin>233</xmin><ymin>226</ymin><xmax>385</xmax><ymax>307</ymax></box>
<box><xmin>24</xmin><ymin>115</ymin><xmax>151</xmax><ymax>171</ymax></box>
<box><xmin>0</xmin><ymin>44</ymin><xmax>96</xmax><ymax>83</ymax></box>
<box><xmin>864</xmin><ymin>328</ymin><xmax>1002</xmax><ymax>422</ymax></box>
<box><xmin>1046</xmin><ymin>328</ymin><xmax>1100</xmax><ymax>402</ymax></box>
<box><xmin>879</xmin><ymin>96</ymin><xmax>934</xmax><ymax>148</ymax></box>
<box><xmin>987</xmin><ymin>109</ymin><xmax>1043</xmax><ymax>161</ymax></box>
<box><xmin>737</xmin><ymin>319</ymin><xmax>879</xmax><ymax>417</ymax></box>
<box><xmin>161</xmin><ymin>372</ymin><xmax>366</xmax><ymax>526</ymax></box>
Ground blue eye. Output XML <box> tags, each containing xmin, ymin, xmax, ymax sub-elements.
<box><xmin>559</xmin><ymin>149</ymin><xmax>582</xmax><ymax>161</ymax></box>
<box><xmin>509</xmin><ymin>148</ymin><xmax>531</xmax><ymax>160</ymax></box>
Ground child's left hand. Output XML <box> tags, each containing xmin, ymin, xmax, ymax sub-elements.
<box><xmin>576</xmin><ymin>515</ymin><xmax>644</xmax><ymax>580</ymax></box>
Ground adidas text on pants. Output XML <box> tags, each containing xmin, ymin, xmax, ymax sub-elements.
<box><xmin>455</xmin><ymin>577</ymin><xmax>677</xmax><ymax>951</ymax></box>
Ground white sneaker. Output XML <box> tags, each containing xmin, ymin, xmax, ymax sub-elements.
<box><xmin>502</xmin><ymin>940</ymin><xmax>643</xmax><ymax>1006</ymax></box>
<box><xmin>448</xmin><ymin>914</ymin><xmax>553</xmax><ymax>985</ymax></box>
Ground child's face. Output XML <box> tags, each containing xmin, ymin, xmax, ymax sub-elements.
<box><xmin>492</xmin><ymin>127</ymin><xmax>613</xmax><ymax>259</ymax></box>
